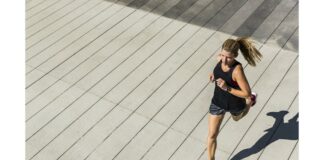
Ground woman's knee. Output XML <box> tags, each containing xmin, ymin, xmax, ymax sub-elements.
<box><xmin>232</xmin><ymin>115</ymin><xmax>240</xmax><ymax>121</ymax></box>
<box><xmin>208</xmin><ymin>132</ymin><xmax>218</xmax><ymax>140</ymax></box>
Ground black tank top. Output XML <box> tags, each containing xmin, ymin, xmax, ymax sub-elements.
<box><xmin>211</xmin><ymin>60</ymin><xmax>245</xmax><ymax>112</ymax></box>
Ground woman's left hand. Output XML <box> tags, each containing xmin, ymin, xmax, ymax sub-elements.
<box><xmin>216</xmin><ymin>78</ymin><xmax>228</xmax><ymax>91</ymax></box>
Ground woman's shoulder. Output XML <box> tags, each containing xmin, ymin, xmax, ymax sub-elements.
<box><xmin>232</xmin><ymin>62</ymin><xmax>245</xmax><ymax>79</ymax></box>
<box><xmin>233</xmin><ymin>61</ymin><xmax>243</xmax><ymax>71</ymax></box>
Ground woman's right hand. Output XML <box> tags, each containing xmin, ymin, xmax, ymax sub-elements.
<box><xmin>209</xmin><ymin>73</ymin><xmax>215</xmax><ymax>83</ymax></box>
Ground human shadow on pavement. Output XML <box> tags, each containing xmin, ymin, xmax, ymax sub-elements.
<box><xmin>230</xmin><ymin>111</ymin><xmax>299</xmax><ymax>160</ymax></box>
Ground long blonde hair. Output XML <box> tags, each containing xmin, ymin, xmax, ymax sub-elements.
<box><xmin>222</xmin><ymin>37</ymin><xmax>262</xmax><ymax>66</ymax></box>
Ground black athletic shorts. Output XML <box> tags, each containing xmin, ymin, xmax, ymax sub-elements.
<box><xmin>209</xmin><ymin>103</ymin><xmax>245</xmax><ymax>116</ymax></box>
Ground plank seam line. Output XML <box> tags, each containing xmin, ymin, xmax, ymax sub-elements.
<box><xmin>25</xmin><ymin>1</ymin><xmax>118</xmax><ymax>70</ymax></box>
<box><xmin>26</xmin><ymin>0</ymin><xmax>50</xmax><ymax>11</ymax></box>
<box><xmin>25</xmin><ymin>0</ymin><xmax>117</xmax><ymax>62</ymax></box>
<box><xmin>27</xmin><ymin>0</ymin><xmax>78</xmax><ymax>28</ymax></box>
<box><xmin>287</xmin><ymin>140</ymin><xmax>299</xmax><ymax>160</ymax></box>
<box><xmin>27</xmin><ymin>0</ymin><xmax>65</xmax><ymax>20</ymax></box>
<box><xmin>26</xmin><ymin>0</ymin><xmax>105</xmax><ymax>40</ymax></box>
<box><xmin>26</xmin><ymin>0</ymin><xmax>90</xmax><ymax>31</ymax></box>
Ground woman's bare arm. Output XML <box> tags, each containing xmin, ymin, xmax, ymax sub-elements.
<box><xmin>228</xmin><ymin>65</ymin><xmax>251</xmax><ymax>98</ymax></box>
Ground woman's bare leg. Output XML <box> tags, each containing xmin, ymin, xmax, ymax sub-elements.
<box><xmin>207</xmin><ymin>113</ymin><xmax>224</xmax><ymax>160</ymax></box>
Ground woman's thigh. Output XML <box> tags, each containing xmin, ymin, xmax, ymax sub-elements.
<box><xmin>208</xmin><ymin>113</ymin><xmax>225</xmax><ymax>136</ymax></box>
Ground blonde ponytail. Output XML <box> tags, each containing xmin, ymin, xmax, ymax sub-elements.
<box><xmin>236</xmin><ymin>37</ymin><xmax>262</xmax><ymax>66</ymax></box>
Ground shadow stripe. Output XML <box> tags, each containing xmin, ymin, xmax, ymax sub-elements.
<box><xmin>233</xmin><ymin>0</ymin><xmax>282</xmax><ymax>37</ymax></box>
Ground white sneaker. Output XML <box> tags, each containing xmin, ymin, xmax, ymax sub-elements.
<box><xmin>251</xmin><ymin>92</ymin><xmax>257</xmax><ymax>107</ymax></box>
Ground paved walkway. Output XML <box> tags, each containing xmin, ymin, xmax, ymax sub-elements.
<box><xmin>26</xmin><ymin>0</ymin><xmax>299</xmax><ymax>159</ymax></box>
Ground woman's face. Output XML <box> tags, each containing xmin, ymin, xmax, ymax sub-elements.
<box><xmin>220</xmin><ymin>49</ymin><xmax>235</xmax><ymax>66</ymax></box>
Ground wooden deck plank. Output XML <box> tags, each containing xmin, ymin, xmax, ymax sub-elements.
<box><xmin>259</xmin><ymin>95</ymin><xmax>299</xmax><ymax>160</ymax></box>
<box><xmin>139</xmin><ymin>130</ymin><xmax>189</xmax><ymax>160</ymax></box>
<box><xmin>169</xmin><ymin>137</ymin><xmax>206</xmax><ymax>160</ymax></box>
<box><xmin>34</xmin><ymin>107</ymin><xmax>142</xmax><ymax>160</ymax></box>
<box><xmin>27</xmin><ymin>101</ymin><xmax>131</xmax><ymax>160</ymax></box>
<box><xmin>229</xmin><ymin>57</ymin><xmax>298</xmax><ymax>159</ymax></box>
<box><xmin>54</xmin><ymin>103</ymin><xmax>132</xmax><ymax>160</ymax></box>
<box><xmin>26</xmin><ymin>79</ymin><xmax>71</xmax><ymax>120</ymax></box>
<box><xmin>266</xmin><ymin>4</ymin><xmax>298</xmax><ymax>49</ymax></box>
<box><xmin>25</xmin><ymin>0</ymin><xmax>177</xmax><ymax>116</ymax></box>
<box><xmin>41</xmin><ymin>0</ymin><xmax>215</xmax><ymax>158</ymax></box>
<box><xmin>26</xmin><ymin>92</ymin><xmax>99</xmax><ymax>159</ymax></box>
<box><xmin>52</xmin><ymin>0</ymin><xmax>211</xmax><ymax>92</ymax></box>
<box><xmin>25</xmin><ymin>0</ymin><xmax>186</xmax><ymax>159</ymax></box>
<box><xmin>99</xmin><ymin>0</ymin><xmax>246</xmax><ymax>109</ymax></box>
<box><xmin>245</xmin><ymin>8</ymin><xmax>298</xmax><ymax>85</ymax></box>
<box><xmin>83</xmin><ymin>4</ymin><xmax>200</xmax><ymax>97</ymax></box>
<box><xmin>24</xmin><ymin>0</ymin><xmax>177</xmax><ymax>130</ymax></box>
<box><xmin>25</xmin><ymin>1</ymin><xmax>122</xmax><ymax>64</ymax></box>
<box><xmin>26</xmin><ymin>65</ymin><xmax>35</xmax><ymax>73</ymax></box>
<box><xmin>26</xmin><ymin>0</ymin><xmax>48</xmax><ymax>11</ymax></box>
<box><xmin>284</xmin><ymin>27</ymin><xmax>298</xmax><ymax>53</ymax></box>
<box><xmin>103</xmin><ymin>27</ymin><xmax>213</xmax><ymax>106</ymax></box>
<box><xmin>25</xmin><ymin>59</ymin><xmax>96</xmax><ymax>104</ymax></box>
<box><xmin>25</xmin><ymin>3</ymin><xmax>115</xmax><ymax>87</ymax></box>
<box><xmin>26</xmin><ymin>0</ymin><xmax>77</xmax><ymax>27</ymax></box>
<box><xmin>56</xmin><ymin>1</ymin><xmax>172</xmax><ymax>83</ymax></box>
<box><xmin>26</xmin><ymin>0</ymin><xmax>171</xmax><ymax>103</ymax></box>
<box><xmin>251</xmin><ymin>0</ymin><xmax>298</xmax><ymax>45</ymax></box>
<box><xmin>25</xmin><ymin>0</ymin><xmax>118</xmax><ymax>59</ymax></box>
<box><xmin>198</xmin><ymin>149</ymin><xmax>230</xmax><ymax>160</ymax></box>
<box><xmin>26</xmin><ymin>0</ymin><xmax>109</xmax><ymax>48</ymax></box>
<box><xmin>26</xmin><ymin>0</ymin><xmax>102</xmax><ymax>39</ymax></box>
<box><xmin>25</xmin><ymin>3</ymin><xmax>127</xmax><ymax>87</ymax></box>
<box><xmin>219</xmin><ymin>0</ymin><xmax>264</xmax><ymax>34</ymax></box>
<box><xmin>26</xmin><ymin>0</ymin><xmax>92</xmax><ymax>37</ymax></box>
<box><xmin>85</xmin><ymin>114</ymin><xmax>153</xmax><ymax>160</ymax></box>
<box><xmin>101</xmin><ymin>4</ymin><xmax>219</xmax><ymax>105</ymax></box>
<box><xmin>26</xmin><ymin>0</ymin><xmax>62</xmax><ymax>18</ymax></box>
<box><xmin>26</xmin><ymin>68</ymin><xmax>58</xmax><ymax>92</ymax></box>
<box><xmin>55</xmin><ymin>0</ymin><xmax>223</xmax><ymax>159</ymax></box>
<box><xmin>26</xmin><ymin>84</ymin><xmax>86</xmax><ymax>139</ymax></box>
<box><xmin>233</xmin><ymin>0</ymin><xmax>284</xmax><ymax>38</ymax></box>
<box><xmin>95</xmin><ymin>29</ymin><xmax>224</xmax><ymax>160</ymax></box>
<box><xmin>25</xmin><ymin>1</ymin><xmax>111</xmax><ymax>101</ymax></box>
<box><xmin>112</xmin><ymin>30</ymin><xmax>228</xmax><ymax>160</ymax></box>
<box><xmin>27</xmin><ymin>0</ymin><xmax>75</xmax><ymax>21</ymax></box>
<box><xmin>289</xmin><ymin>141</ymin><xmax>298</xmax><ymax>160</ymax></box>
<box><xmin>112</xmin><ymin>120</ymin><xmax>169</xmax><ymax>160</ymax></box>
<box><xmin>27</xmin><ymin>1</ymin><xmax>162</xmax><ymax>91</ymax></box>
